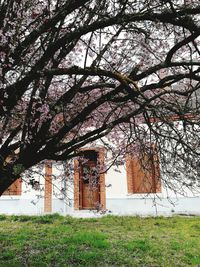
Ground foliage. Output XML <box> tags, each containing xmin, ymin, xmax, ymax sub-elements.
<box><xmin>1</xmin><ymin>0</ymin><xmax>200</xmax><ymax>193</ymax></box>
<box><xmin>0</xmin><ymin>215</ymin><xmax>200</xmax><ymax>266</ymax></box>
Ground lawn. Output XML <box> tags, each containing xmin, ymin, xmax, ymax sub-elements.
<box><xmin>0</xmin><ymin>214</ymin><xmax>200</xmax><ymax>266</ymax></box>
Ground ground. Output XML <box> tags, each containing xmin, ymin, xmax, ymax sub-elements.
<box><xmin>0</xmin><ymin>214</ymin><xmax>200</xmax><ymax>266</ymax></box>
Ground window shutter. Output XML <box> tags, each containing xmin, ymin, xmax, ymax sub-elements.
<box><xmin>126</xmin><ymin>146</ymin><xmax>161</xmax><ymax>194</ymax></box>
<box><xmin>126</xmin><ymin>154</ymin><xmax>134</xmax><ymax>194</ymax></box>
<box><xmin>2</xmin><ymin>178</ymin><xmax>22</xmax><ymax>195</ymax></box>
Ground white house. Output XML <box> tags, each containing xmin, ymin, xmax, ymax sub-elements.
<box><xmin>0</xmin><ymin>141</ymin><xmax>200</xmax><ymax>217</ymax></box>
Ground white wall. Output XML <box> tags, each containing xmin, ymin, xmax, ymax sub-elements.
<box><xmin>104</xmin><ymin>160</ymin><xmax>200</xmax><ymax>216</ymax></box>
<box><xmin>1</xmin><ymin>155</ymin><xmax>200</xmax><ymax>216</ymax></box>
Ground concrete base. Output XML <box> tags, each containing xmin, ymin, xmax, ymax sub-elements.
<box><xmin>0</xmin><ymin>196</ymin><xmax>200</xmax><ymax>217</ymax></box>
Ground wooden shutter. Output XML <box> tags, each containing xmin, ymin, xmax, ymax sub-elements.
<box><xmin>126</xmin><ymin>154</ymin><xmax>134</xmax><ymax>194</ymax></box>
<box><xmin>2</xmin><ymin>178</ymin><xmax>22</xmax><ymax>195</ymax></box>
<box><xmin>126</xmin><ymin>146</ymin><xmax>161</xmax><ymax>194</ymax></box>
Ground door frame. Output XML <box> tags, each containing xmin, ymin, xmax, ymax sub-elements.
<box><xmin>74</xmin><ymin>147</ymin><xmax>106</xmax><ymax>210</ymax></box>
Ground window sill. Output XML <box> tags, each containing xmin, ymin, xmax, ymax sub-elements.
<box><xmin>0</xmin><ymin>195</ymin><xmax>21</xmax><ymax>200</ymax></box>
<box><xmin>126</xmin><ymin>193</ymin><xmax>163</xmax><ymax>198</ymax></box>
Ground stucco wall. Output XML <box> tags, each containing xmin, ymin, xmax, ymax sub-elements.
<box><xmin>0</xmin><ymin>158</ymin><xmax>200</xmax><ymax>216</ymax></box>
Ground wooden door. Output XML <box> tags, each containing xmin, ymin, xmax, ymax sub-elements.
<box><xmin>74</xmin><ymin>148</ymin><xmax>106</xmax><ymax>211</ymax></box>
<box><xmin>80</xmin><ymin>159</ymin><xmax>100</xmax><ymax>209</ymax></box>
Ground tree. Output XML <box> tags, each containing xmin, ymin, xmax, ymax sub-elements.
<box><xmin>1</xmin><ymin>0</ymin><xmax>200</xmax><ymax>195</ymax></box>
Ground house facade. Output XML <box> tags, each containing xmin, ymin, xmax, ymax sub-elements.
<box><xmin>0</xmin><ymin>145</ymin><xmax>200</xmax><ymax>217</ymax></box>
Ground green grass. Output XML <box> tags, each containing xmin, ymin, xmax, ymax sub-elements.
<box><xmin>0</xmin><ymin>214</ymin><xmax>200</xmax><ymax>266</ymax></box>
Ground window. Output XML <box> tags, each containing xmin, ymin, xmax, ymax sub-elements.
<box><xmin>2</xmin><ymin>179</ymin><xmax>22</xmax><ymax>196</ymax></box>
<box><xmin>126</xmin><ymin>146</ymin><xmax>161</xmax><ymax>194</ymax></box>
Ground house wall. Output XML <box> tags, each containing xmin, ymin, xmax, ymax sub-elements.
<box><xmin>105</xmin><ymin>165</ymin><xmax>200</xmax><ymax>216</ymax></box>
<box><xmin>0</xmin><ymin>166</ymin><xmax>45</xmax><ymax>215</ymax></box>
<box><xmin>0</xmin><ymin>154</ymin><xmax>200</xmax><ymax>216</ymax></box>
